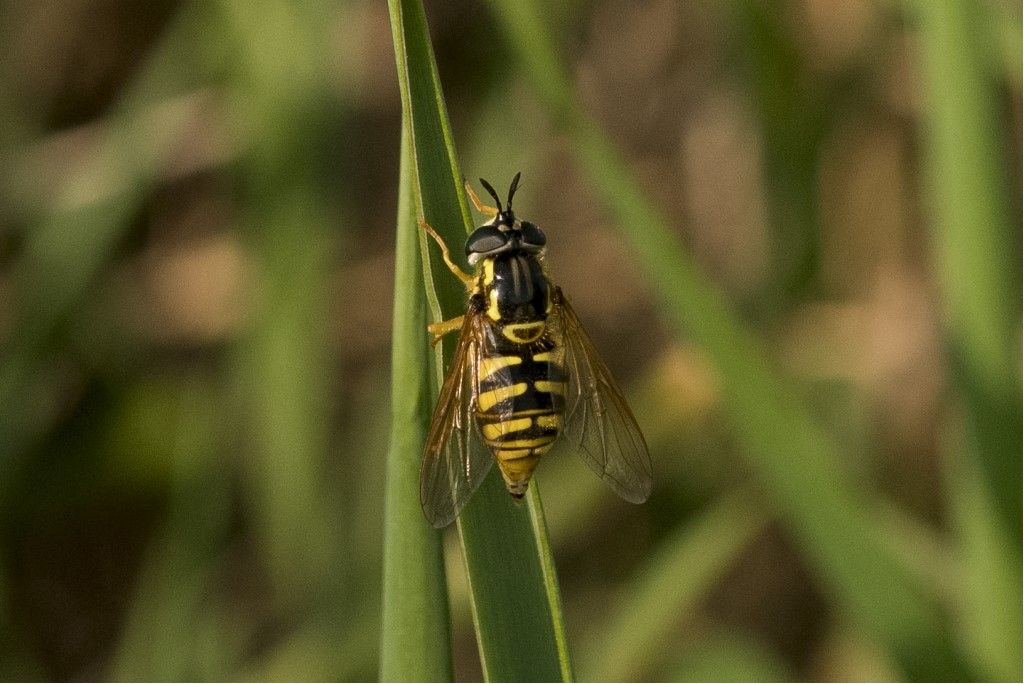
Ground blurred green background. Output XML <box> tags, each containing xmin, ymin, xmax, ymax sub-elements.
<box><xmin>0</xmin><ymin>0</ymin><xmax>1020</xmax><ymax>681</ymax></box>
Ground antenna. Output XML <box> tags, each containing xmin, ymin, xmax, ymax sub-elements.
<box><xmin>479</xmin><ymin>178</ymin><xmax>503</xmax><ymax>212</ymax></box>
<box><xmin>506</xmin><ymin>172</ymin><xmax>522</xmax><ymax>212</ymax></box>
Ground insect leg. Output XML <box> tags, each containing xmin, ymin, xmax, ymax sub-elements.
<box><xmin>465</xmin><ymin>180</ymin><xmax>498</xmax><ymax>216</ymax></box>
<box><xmin>427</xmin><ymin>315</ymin><xmax>465</xmax><ymax>346</ymax></box>
<box><xmin>420</xmin><ymin>218</ymin><xmax>475</xmax><ymax>287</ymax></box>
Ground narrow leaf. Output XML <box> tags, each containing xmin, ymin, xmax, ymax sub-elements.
<box><xmin>914</xmin><ymin>1</ymin><xmax>1021</xmax><ymax>676</ymax></box>
<box><xmin>914</xmin><ymin>0</ymin><xmax>1021</xmax><ymax>540</ymax></box>
<box><xmin>380</xmin><ymin>122</ymin><xmax>452</xmax><ymax>680</ymax></box>
<box><xmin>388</xmin><ymin>0</ymin><xmax>572</xmax><ymax>679</ymax></box>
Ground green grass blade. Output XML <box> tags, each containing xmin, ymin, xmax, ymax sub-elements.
<box><xmin>380</xmin><ymin>121</ymin><xmax>453</xmax><ymax>681</ymax></box>
<box><xmin>729</xmin><ymin>0</ymin><xmax>825</xmax><ymax>298</ymax></box>
<box><xmin>943</xmin><ymin>432</ymin><xmax>1022</xmax><ymax>680</ymax></box>
<box><xmin>455</xmin><ymin>476</ymin><xmax>569</xmax><ymax>681</ymax></box>
<box><xmin>388</xmin><ymin>0</ymin><xmax>571</xmax><ymax>679</ymax></box>
<box><xmin>216</xmin><ymin>0</ymin><xmax>338</xmax><ymax>597</ymax></box>
<box><xmin>581</xmin><ymin>491</ymin><xmax>766</xmax><ymax>681</ymax></box>
<box><xmin>913</xmin><ymin>0</ymin><xmax>1021</xmax><ymax>536</ymax></box>
<box><xmin>913</xmin><ymin>1</ymin><xmax>1022</xmax><ymax>676</ymax></box>
<box><xmin>526</xmin><ymin>484</ymin><xmax>574</xmax><ymax>682</ymax></box>
<box><xmin>486</xmin><ymin>2</ymin><xmax>971</xmax><ymax>679</ymax></box>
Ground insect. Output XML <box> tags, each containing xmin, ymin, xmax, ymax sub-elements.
<box><xmin>419</xmin><ymin>173</ymin><xmax>653</xmax><ymax>528</ymax></box>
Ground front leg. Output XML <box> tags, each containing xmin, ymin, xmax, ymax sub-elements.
<box><xmin>465</xmin><ymin>179</ymin><xmax>499</xmax><ymax>217</ymax></box>
<box><xmin>420</xmin><ymin>218</ymin><xmax>475</xmax><ymax>289</ymax></box>
<box><xmin>427</xmin><ymin>315</ymin><xmax>465</xmax><ymax>346</ymax></box>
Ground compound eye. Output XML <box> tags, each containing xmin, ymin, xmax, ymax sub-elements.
<box><xmin>465</xmin><ymin>226</ymin><xmax>508</xmax><ymax>256</ymax></box>
<box><xmin>521</xmin><ymin>221</ymin><xmax>546</xmax><ymax>247</ymax></box>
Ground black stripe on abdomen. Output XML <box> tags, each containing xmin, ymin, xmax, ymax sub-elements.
<box><xmin>475</xmin><ymin>347</ymin><xmax>567</xmax><ymax>447</ymax></box>
<box><xmin>476</xmin><ymin>354</ymin><xmax>567</xmax><ymax>416</ymax></box>
<box><xmin>477</xmin><ymin>410</ymin><xmax>562</xmax><ymax>448</ymax></box>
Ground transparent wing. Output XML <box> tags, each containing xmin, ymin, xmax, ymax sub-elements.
<box><xmin>420</xmin><ymin>312</ymin><xmax>494</xmax><ymax>528</ymax></box>
<box><xmin>549</xmin><ymin>287</ymin><xmax>653</xmax><ymax>503</ymax></box>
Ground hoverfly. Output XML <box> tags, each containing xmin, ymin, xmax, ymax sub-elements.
<box><xmin>419</xmin><ymin>173</ymin><xmax>652</xmax><ymax>528</ymax></box>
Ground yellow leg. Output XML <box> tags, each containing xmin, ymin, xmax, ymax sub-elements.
<box><xmin>427</xmin><ymin>315</ymin><xmax>464</xmax><ymax>346</ymax></box>
<box><xmin>420</xmin><ymin>218</ymin><xmax>475</xmax><ymax>287</ymax></box>
<box><xmin>465</xmin><ymin>180</ymin><xmax>499</xmax><ymax>217</ymax></box>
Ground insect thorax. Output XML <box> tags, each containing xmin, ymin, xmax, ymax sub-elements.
<box><xmin>477</xmin><ymin>252</ymin><xmax>551</xmax><ymax>345</ymax></box>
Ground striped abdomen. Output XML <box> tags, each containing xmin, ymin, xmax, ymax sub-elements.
<box><xmin>475</xmin><ymin>340</ymin><xmax>567</xmax><ymax>497</ymax></box>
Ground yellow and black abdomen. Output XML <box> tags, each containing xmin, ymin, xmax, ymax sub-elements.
<box><xmin>474</xmin><ymin>253</ymin><xmax>565</xmax><ymax>497</ymax></box>
<box><xmin>475</xmin><ymin>336</ymin><xmax>567</xmax><ymax>497</ymax></box>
